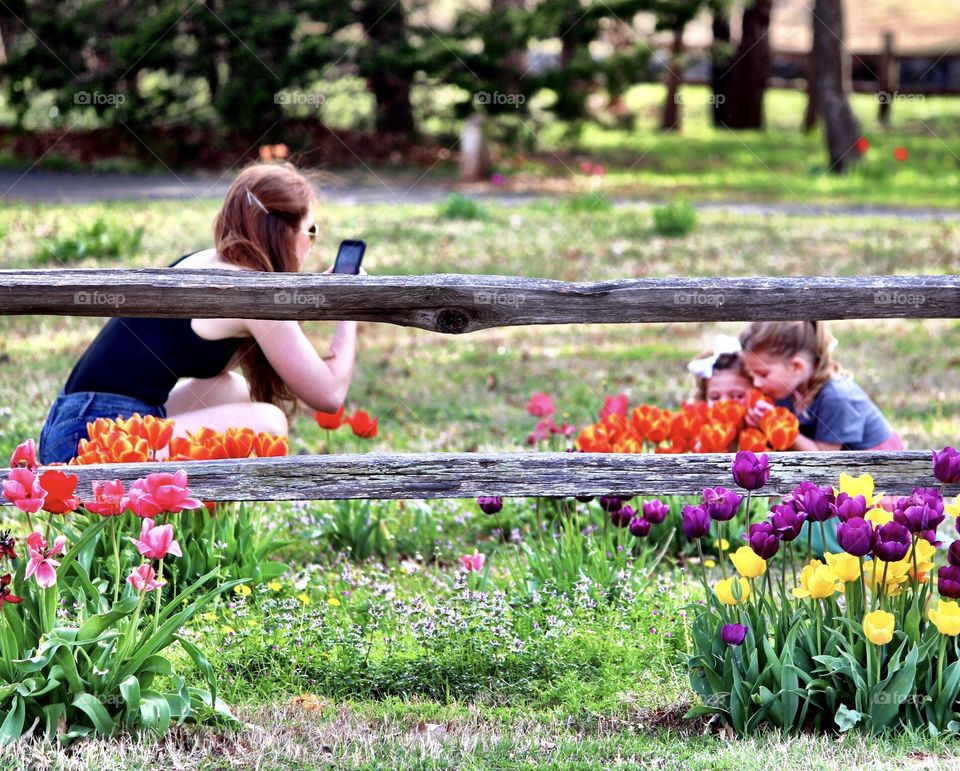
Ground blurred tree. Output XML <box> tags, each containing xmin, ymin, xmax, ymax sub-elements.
<box><xmin>811</xmin><ymin>0</ymin><xmax>860</xmax><ymax>171</ymax></box>
<box><xmin>710</xmin><ymin>0</ymin><xmax>770</xmax><ymax>129</ymax></box>
<box><xmin>652</xmin><ymin>0</ymin><xmax>704</xmax><ymax>132</ymax></box>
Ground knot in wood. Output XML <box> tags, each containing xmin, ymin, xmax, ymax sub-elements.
<box><xmin>436</xmin><ymin>308</ymin><xmax>469</xmax><ymax>334</ymax></box>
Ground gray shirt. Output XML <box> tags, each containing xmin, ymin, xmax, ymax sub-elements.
<box><xmin>775</xmin><ymin>377</ymin><xmax>893</xmax><ymax>450</ymax></box>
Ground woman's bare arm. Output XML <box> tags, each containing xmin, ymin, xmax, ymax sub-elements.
<box><xmin>242</xmin><ymin>318</ymin><xmax>356</xmax><ymax>412</ymax></box>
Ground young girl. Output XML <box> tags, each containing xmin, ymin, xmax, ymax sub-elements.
<box><xmin>739</xmin><ymin>321</ymin><xmax>904</xmax><ymax>452</ymax></box>
<box><xmin>687</xmin><ymin>334</ymin><xmax>752</xmax><ymax>406</ymax></box>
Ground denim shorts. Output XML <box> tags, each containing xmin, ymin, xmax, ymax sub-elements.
<box><xmin>38</xmin><ymin>388</ymin><xmax>167</xmax><ymax>465</ymax></box>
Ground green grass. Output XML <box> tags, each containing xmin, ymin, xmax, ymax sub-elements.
<box><xmin>1</xmin><ymin>198</ymin><xmax>959</xmax><ymax>765</ymax></box>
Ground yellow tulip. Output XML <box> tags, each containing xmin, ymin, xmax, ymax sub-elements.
<box><xmin>714</xmin><ymin>577</ymin><xmax>751</xmax><ymax>606</ymax></box>
<box><xmin>945</xmin><ymin>494</ymin><xmax>960</xmax><ymax>520</ymax></box>
<box><xmin>929</xmin><ymin>601</ymin><xmax>960</xmax><ymax>636</ymax></box>
<box><xmin>864</xmin><ymin>559</ymin><xmax>911</xmax><ymax>594</ymax></box>
<box><xmin>730</xmin><ymin>546</ymin><xmax>767</xmax><ymax>579</ymax></box>
<box><xmin>836</xmin><ymin>473</ymin><xmax>883</xmax><ymax>508</ymax></box>
<box><xmin>862</xmin><ymin>609</ymin><xmax>895</xmax><ymax>645</ymax></box>
<box><xmin>267</xmin><ymin>580</ymin><xmax>283</xmax><ymax>592</ymax></box>
<box><xmin>824</xmin><ymin>552</ymin><xmax>861</xmax><ymax>583</ymax></box>
<box><xmin>793</xmin><ymin>560</ymin><xmax>843</xmax><ymax>599</ymax></box>
<box><xmin>327</xmin><ymin>597</ymin><xmax>341</xmax><ymax>607</ymax></box>
<box><xmin>905</xmin><ymin>539</ymin><xmax>936</xmax><ymax>581</ymax></box>
<box><xmin>719</xmin><ymin>539</ymin><xmax>730</xmax><ymax>551</ymax></box>
<box><xmin>866</xmin><ymin>507</ymin><xmax>893</xmax><ymax>526</ymax></box>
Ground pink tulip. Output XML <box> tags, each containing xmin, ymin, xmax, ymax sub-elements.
<box><xmin>600</xmin><ymin>394</ymin><xmax>629</xmax><ymax>419</ymax></box>
<box><xmin>127</xmin><ymin>470</ymin><xmax>202</xmax><ymax>517</ymax></box>
<box><xmin>126</xmin><ymin>563</ymin><xmax>166</xmax><ymax>593</ymax></box>
<box><xmin>24</xmin><ymin>531</ymin><xmax>66</xmax><ymax>588</ymax></box>
<box><xmin>525</xmin><ymin>392</ymin><xmax>555</xmax><ymax>418</ymax></box>
<box><xmin>10</xmin><ymin>439</ymin><xmax>38</xmax><ymax>471</ymax></box>
<box><xmin>2</xmin><ymin>467</ymin><xmax>46</xmax><ymax>514</ymax></box>
<box><xmin>459</xmin><ymin>551</ymin><xmax>486</xmax><ymax>572</ymax></box>
<box><xmin>131</xmin><ymin>518</ymin><xmax>182</xmax><ymax>560</ymax></box>
<box><xmin>85</xmin><ymin>479</ymin><xmax>130</xmax><ymax>517</ymax></box>
<box><xmin>527</xmin><ymin>417</ymin><xmax>554</xmax><ymax>445</ymax></box>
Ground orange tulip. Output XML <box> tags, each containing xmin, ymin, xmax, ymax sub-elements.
<box><xmin>738</xmin><ymin>428</ymin><xmax>769</xmax><ymax>453</ymax></box>
<box><xmin>254</xmin><ymin>432</ymin><xmax>288</xmax><ymax>457</ymax></box>
<box><xmin>224</xmin><ymin>427</ymin><xmax>255</xmax><ymax>459</ymax></box>
<box><xmin>85</xmin><ymin>417</ymin><xmax>116</xmax><ymax>442</ymax></box>
<box><xmin>708</xmin><ymin>399</ymin><xmax>746</xmax><ymax>429</ymax></box>
<box><xmin>762</xmin><ymin>408</ymin><xmax>799</xmax><ymax>451</ymax></box>
<box><xmin>696</xmin><ymin>423</ymin><xmax>737</xmax><ymax>453</ymax></box>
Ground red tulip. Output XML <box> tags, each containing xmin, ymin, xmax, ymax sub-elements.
<box><xmin>894</xmin><ymin>146</ymin><xmax>908</xmax><ymax>162</ymax></box>
<box><xmin>314</xmin><ymin>405</ymin><xmax>346</xmax><ymax>430</ymax></box>
<box><xmin>38</xmin><ymin>470</ymin><xmax>79</xmax><ymax>514</ymax></box>
<box><xmin>855</xmin><ymin>137</ymin><xmax>870</xmax><ymax>154</ymax></box>
<box><xmin>348</xmin><ymin>411</ymin><xmax>379</xmax><ymax>439</ymax></box>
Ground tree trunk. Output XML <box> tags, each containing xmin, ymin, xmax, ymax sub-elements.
<box><xmin>714</xmin><ymin>0</ymin><xmax>771</xmax><ymax>129</ymax></box>
<box><xmin>802</xmin><ymin>51</ymin><xmax>818</xmax><ymax>132</ymax></box>
<box><xmin>812</xmin><ymin>0</ymin><xmax>861</xmax><ymax>172</ymax></box>
<box><xmin>369</xmin><ymin>70</ymin><xmax>415</xmax><ymax>133</ymax></box>
<box><xmin>661</xmin><ymin>30</ymin><xmax>684</xmax><ymax>132</ymax></box>
<box><xmin>710</xmin><ymin>10</ymin><xmax>735</xmax><ymax>127</ymax></box>
<box><xmin>359</xmin><ymin>0</ymin><xmax>416</xmax><ymax>134</ymax></box>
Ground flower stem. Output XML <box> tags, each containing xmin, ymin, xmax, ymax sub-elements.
<box><xmin>938</xmin><ymin>634</ymin><xmax>948</xmax><ymax>696</ymax></box>
<box><xmin>111</xmin><ymin>519</ymin><xmax>121</xmax><ymax>605</ymax></box>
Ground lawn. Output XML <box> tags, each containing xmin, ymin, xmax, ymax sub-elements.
<box><xmin>0</xmin><ymin>195</ymin><xmax>958</xmax><ymax>767</ymax></box>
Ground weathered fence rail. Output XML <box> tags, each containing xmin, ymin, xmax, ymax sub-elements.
<box><xmin>45</xmin><ymin>451</ymin><xmax>958</xmax><ymax>501</ymax></box>
<box><xmin>1</xmin><ymin>269</ymin><xmax>955</xmax><ymax>501</ymax></box>
<box><xmin>0</xmin><ymin>271</ymin><xmax>957</xmax><ymax>333</ymax></box>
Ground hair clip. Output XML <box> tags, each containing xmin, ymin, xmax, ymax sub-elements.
<box><xmin>245</xmin><ymin>188</ymin><xmax>269</xmax><ymax>214</ymax></box>
<box><xmin>687</xmin><ymin>334</ymin><xmax>742</xmax><ymax>379</ymax></box>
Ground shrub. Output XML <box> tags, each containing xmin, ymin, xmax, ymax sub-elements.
<box><xmin>652</xmin><ymin>199</ymin><xmax>696</xmax><ymax>237</ymax></box>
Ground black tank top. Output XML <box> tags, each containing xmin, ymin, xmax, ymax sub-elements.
<box><xmin>62</xmin><ymin>252</ymin><xmax>248</xmax><ymax>405</ymax></box>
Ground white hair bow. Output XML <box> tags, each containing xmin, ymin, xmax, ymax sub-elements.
<box><xmin>687</xmin><ymin>334</ymin><xmax>742</xmax><ymax>379</ymax></box>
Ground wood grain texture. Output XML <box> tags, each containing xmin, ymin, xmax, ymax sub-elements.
<box><xmin>1</xmin><ymin>271</ymin><xmax>956</xmax><ymax>332</ymax></box>
<box><xmin>20</xmin><ymin>450</ymin><xmax>953</xmax><ymax>502</ymax></box>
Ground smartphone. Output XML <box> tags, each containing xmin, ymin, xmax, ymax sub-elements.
<box><xmin>333</xmin><ymin>239</ymin><xmax>366</xmax><ymax>274</ymax></box>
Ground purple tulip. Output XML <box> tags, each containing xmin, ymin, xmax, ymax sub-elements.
<box><xmin>833</xmin><ymin>493</ymin><xmax>867</xmax><ymax>522</ymax></box>
<box><xmin>919</xmin><ymin>529</ymin><xmax>943</xmax><ymax>547</ymax></box>
<box><xmin>872</xmin><ymin>521</ymin><xmax>912</xmax><ymax>563</ymax></box>
<box><xmin>702</xmin><ymin>487</ymin><xmax>743</xmax><ymax>522</ymax></box>
<box><xmin>769</xmin><ymin>502</ymin><xmax>807</xmax><ymax>541</ymax></box>
<box><xmin>642</xmin><ymin>499</ymin><xmax>669</xmax><ymax>525</ymax></box>
<box><xmin>791</xmin><ymin>481</ymin><xmax>836</xmax><ymax>523</ymax></box>
<box><xmin>610</xmin><ymin>504</ymin><xmax>634</xmax><ymax>528</ymax></box>
<box><xmin>894</xmin><ymin>490</ymin><xmax>945</xmax><ymax>534</ymax></box>
<box><xmin>837</xmin><ymin>516</ymin><xmax>873</xmax><ymax>557</ymax></box>
<box><xmin>721</xmin><ymin>623</ymin><xmax>748</xmax><ymax>646</ymax></box>
<box><xmin>745</xmin><ymin>521</ymin><xmax>780</xmax><ymax>559</ymax></box>
<box><xmin>933</xmin><ymin>447</ymin><xmax>960</xmax><ymax>485</ymax></box>
<box><xmin>939</xmin><ymin>565</ymin><xmax>960</xmax><ymax>599</ymax></box>
<box><xmin>629</xmin><ymin>516</ymin><xmax>651</xmax><ymax>538</ymax></box>
<box><xmin>599</xmin><ymin>495</ymin><xmax>623</xmax><ymax>513</ymax></box>
<box><xmin>575</xmin><ymin>495</ymin><xmax>594</xmax><ymax>503</ymax></box>
<box><xmin>477</xmin><ymin>496</ymin><xmax>503</xmax><ymax>515</ymax></box>
<box><xmin>682</xmin><ymin>504</ymin><xmax>711</xmax><ymax>540</ymax></box>
<box><xmin>949</xmin><ymin>541</ymin><xmax>960</xmax><ymax>568</ymax></box>
<box><xmin>731</xmin><ymin>451</ymin><xmax>771</xmax><ymax>491</ymax></box>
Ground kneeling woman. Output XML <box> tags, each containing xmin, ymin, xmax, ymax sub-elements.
<box><xmin>38</xmin><ymin>163</ymin><xmax>357</xmax><ymax>465</ymax></box>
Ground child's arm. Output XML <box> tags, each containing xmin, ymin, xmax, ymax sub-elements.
<box><xmin>792</xmin><ymin>434</ymin><xmax>842</xmax><ymax>453</ymax></box>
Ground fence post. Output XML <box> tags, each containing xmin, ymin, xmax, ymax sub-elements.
<box><xmin>878</xmin><ymin>31</ymin><xmax>898</xmax><ymax>125</ymax></box>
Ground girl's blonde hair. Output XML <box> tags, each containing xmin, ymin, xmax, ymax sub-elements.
<box><xmin>738</xmin><ymin>321</ymin><xmax>842</xmax><ymax>403</ymax></box>
<box><xmin>213</xmin><ymin>163</ymin><xmax>317</xmax><ymax>418</ymax></box>
<box><xmin>691</xmin><ymin>351</ymin><xmax>750</xmax><ymax>401</ymax></box>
